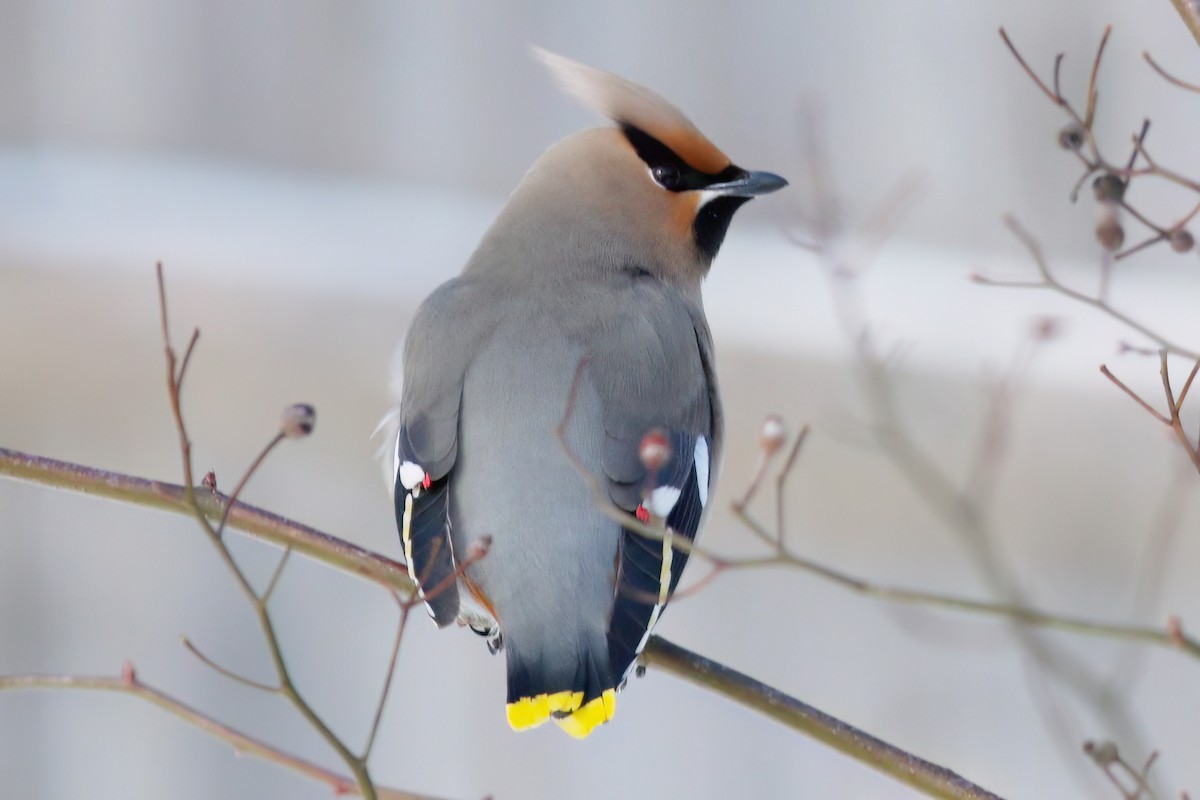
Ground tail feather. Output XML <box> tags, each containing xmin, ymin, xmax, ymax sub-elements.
<box><xmin>504</xmin><ymin>632</ymin><xmax>617</xmax><ymax>739</ymax></box>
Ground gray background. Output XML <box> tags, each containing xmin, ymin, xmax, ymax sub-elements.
<box><xmin>3</xmin><ymin>2</ymin><xmax>1200</xmax><ymax>798</ymax></box>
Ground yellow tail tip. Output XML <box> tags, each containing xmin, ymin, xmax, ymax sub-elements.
<box><xmin>554</xmin><ymin>690</ymin><xmax>617</xmax><ymax>739</ymax></box>
<box><xmin>505</xmin><ymin>689</ymin><xmax>617</xmax><ymax>738</ymax></box>
<box><xmin>506</xmin><ymin>690</ymin><xmax>583</xmax><ymax>731</ymax></box>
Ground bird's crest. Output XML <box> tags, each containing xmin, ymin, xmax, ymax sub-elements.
<box><xmin>532</xmin><ymin>47</ymin><xmax>731</xmax><ymax>175</ymax></box>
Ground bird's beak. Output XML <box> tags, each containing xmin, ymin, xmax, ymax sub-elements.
<box><xmin>706</xmin><ymin>169</ymin><xmax>788</xmax><ymax>198</ymax></box>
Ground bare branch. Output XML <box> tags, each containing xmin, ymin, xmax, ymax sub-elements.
<box><xmin>156</xmin><ymin>267</ymin><xmax>378</xmax><ymax>799</ymax></box>
<box><xmin>1003</xmin><ymin>217</ymin><xmax>1200</xmax><ymax>360</ymax></box>
<box><xmin>640</xmin><ymin>639</ymin><xmax>1004</xmax><ymax>800</ymax></box>
<box><xmin>774</xmin><ymin>424</ymin><xmax>810</xmax><ymax>548</ymax></box>
<box><xmin>1143</xmin><ymin>50</ymin><xmax>1200</xmax><ymax>92</ymax></box>
<box><xmin>1168</xmin><ymin>0</ymin><xmax>1200</xmax><ymax>48</ymax></box>
<box><xmin>1158</xmin><ymin>352</ymin><xmax>1200</xmax><ymax>476</ymax></box>
<box><xmin>214</xmin><ymin>431</ymin><xmax>287</xmax><ymax>539</ymax></box>
<box><xmin>1100</xmin><ymin>365</ymin><xmax>1172</xmax><ymax>425</ymax></box>
<box><xmin>999</xmin><ymin>27</ymin><xmax>1066</xmax><ymax>106</ymax></box>
<box><xmin>180</xmin><ymin>636</ymin><xmax>278</xmax><ymax>693</ymax></box>
<box><xmin>261</xmin><ymin>547</ymin><xmax>292</xmax><ymax>604</ymax></box>
<box><xmin>362</xmin><ymin>597</ymin><xmax>411</xmax><ymax>762</ymax></box>
<box><xmin>0</xmin><ymin>668</ymin><xmax>440</xmax><ymax>800</ymax></box>
<box><xmin>0</xmin><ymin>446</ymin><xmax>413</xmax><ymax>592</ymax></box>
<box><xmin>1083</xmin><ymin>25</ymin><xmax>1113</xmax><ymax>129</ymax></box>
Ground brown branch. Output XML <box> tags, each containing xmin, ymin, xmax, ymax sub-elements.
<box><xmin>728</xmin><ymin>494</ymin><xmax>1200</xmax><ymax>659</ymax></box>
<box><xmin>1143</xmin><ymin>51</ymin><xmax>1200</xmax><ymax>93</ymax></box>
<box><xmin>262</xmin><ymin>547</ymin><xmax>292</xmax><ymax>604</ymax></box>
<box><xmin>1159</xmin><ymin>353</ymin><xmax>1200</xmax><ymax>476</ymax></box>
<box><xmin>999</xmin><ymin>27</ymin><xmax>1065</xmax><ymax>106</ymax></box>
<box><xmin>774</xmin><ymin>424</ymin><xmax>809</xmax><ymax>548</ymax></box>
<box><xmin>551</xmin><ymin>361</ymin><xmax>1200</xmax><ymax>661</ymax></box>
<box><xmin>999</xmin><ymin>217</ymin><xmax>1200</xmax><ymax>360</ymax></box>
<box><xmin>0</xmin><ymin>667</ymin><xmax>441</xmax><ymax>800</ymax></box>
<box><xmin>1168</xmin><ymin>0</ymin><xmax>1200</xmax><ymax>49</ymax></box>
<box><xmin>214</xmin><ymin>430</ymin><xmax>287</xmax><ymax>539</ymax></box>
<box><xmin>793</xmin><ymin>112</ymin><xmax>1164</xmax><ymax>784</ymax></box>
<box><xmin>1100</xmin><ymin>365</ymin><xmax>1172</xmax><ymax>425</ymax></box>
<box><xmin>1002</xmin><ymin>27</ymin><xmax>1200</xmax><ymax>265</ymax></box>
<box><xmin>1102</xmin><ymin>357</ymin><xmax>1200</xmax><ymax>477</ymax></box>
<box><xmin>180</xmin><ymin>636</ymin><xmax>278</xmax><ymax>693</ymax></box>
<box><xmin>0</xmin><ymin>446</ymin><xmax>413</xmax><ymax>592</ymax></box>
<box><xmin>363</xmin><ymin>595</ymin><xmax>411</xmax><ymax>761</ymax></box>
<box><xmin>560</xmin><ymin>370</ymin><xmax>1200</xmax><ymax>661</ymax></box>
<box><xmin>1126</xmin><ymin>134</ymin><xmax>1200</xmax><ymax>194</ymax></box>
<box><xmin>156</xmin><ymin>267</ymin><xmax>379</xmax><ymax>799</ymax></box>
<box><xmin>7</xmin><ymin>442</ymin><xmax>1200</xmax><ymax>798</ymax></box>
<box><xmin>640</xmin><ymin>639</ymin><xmax>1003</xmax><ymax>800</ymax></box>
<box><xmin>1084</xmin><ymin>26</ymin><xmax>1113</xmax><ymax>129</ymax></box>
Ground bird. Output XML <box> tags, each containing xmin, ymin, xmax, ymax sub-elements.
<box><xmin>388</xmin><ymin>47</ymin><xmax>786</xmax><ymax>739</ymax></box>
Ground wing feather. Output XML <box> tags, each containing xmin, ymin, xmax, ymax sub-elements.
<box><xmin>391</xmin><ymin>278</ymin><xmax>485</xmax><ymax>627</ymax></box>
<box><xmin>589</xmin><ymin>283</ymin><xmax>720</xmax><ymax>684</ymax></box>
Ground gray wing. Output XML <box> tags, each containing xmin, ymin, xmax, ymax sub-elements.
<box><xmin>583</xmin><ymin>277</ymin><xmax>722</xmax><ymax>683</ymax></box>
<box><xmin>393</xmin><ymin>278</ymin><xmax>486</xmax><ymax>626</ymax></box>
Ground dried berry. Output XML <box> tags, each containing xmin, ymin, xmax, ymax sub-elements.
<box><xmin>1170</xmin><ymin>229</ymin><xmax>1194</xmax><ymax>253</ymax></box>
<box><xmin>1083</xmin><ymin>740</ymin><xmax>1119</xmax><ymax>766</ymax></box>
<box><xmin>281</xmin><ymin>403</ymin><xmax>316</xmax><ymax>438</ymax></box>
<box><xmin>1057</xmin><ymin>123</ymin><xmax>1085</xmax><ymax>151</ymax></box>
<box><xmin>1091</xmin><ymin>174</ymin><xmax>1126</xmax><ymax>203</ymax></box>
<box><xmin>1095</xmin><ymin>202</ymin><xmax>1124</xmax><ymax>253</ymax></box>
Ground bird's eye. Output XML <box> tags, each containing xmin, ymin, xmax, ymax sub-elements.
<box><xmin>652</xmin><ymin>164</ymin><xmax>682</xmax><ymax>190</ymax></box>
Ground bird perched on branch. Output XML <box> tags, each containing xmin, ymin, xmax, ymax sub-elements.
<box><xmin>388</xmin><ymin>48</ymin><xmax>786</xmax><ymax>738</ymax></box>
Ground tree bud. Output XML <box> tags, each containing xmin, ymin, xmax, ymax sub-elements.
<box><xmin>281</xmin><ymin>403</ymin><xmax>316</xmax><ymax>438</ymax></box>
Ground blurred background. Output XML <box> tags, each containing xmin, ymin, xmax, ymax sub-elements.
<box><xmin>4</xmin><ymin>1</ymin><xmax>1200</xmax><ymax>798</ymax></box>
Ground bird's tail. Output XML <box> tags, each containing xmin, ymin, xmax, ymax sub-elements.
<box><xmin>504</xmin><ymin>630</ymin><xmax>617</xmax><ymax>739</ymax></box>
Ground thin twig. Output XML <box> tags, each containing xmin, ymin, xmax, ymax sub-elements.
<box><xmin>180</xmin><ymin>637</ymin><xmax>278</xmax><ymax>692</ymax></box>
<box><xmin>214</xmin><ymin>431</ymin><xmax>287</xmax><ymax>539</ymax></box>
<box><xmin>0</xmin><ymin>668</ymin><xmax>440</xmax><ymax>800</ymax></box>
<box><xmin>1083</xmin><ymin>26</ymin><xmax>1113</xmax><ymax>129</ymax></box>
<box><xmin>999</xmin><ymin>27</ymin><xmax>1065</xmax><ymax>106</ymax></box>
<box><xmin>262</xmin><ymin>547</ymin><xmax>293</xmax><ymax>604</ymax></box>
<box><xmin>177</xmin><ymin>328</ymin><xmax>200</xmax><ymax>395</ymax></box>
<box><xmin>1127</xmin><ymin>119</ymin><xmax>1151</xmax><ymax>173</ymax></box>
<box><xmin>1115</xmin><ymin>233</ymin><xmax>1168</xmax><ymax>261</ymax></box>
<box><xmin>1177</xmin><ymin>360</ymin><xmax>1200</xmax><ymax>409</ymax></box>
<box><xmin>774</xmin><ymin>426</ymin><xmax>809</xmax><ymax>548</ymax></box>
<box><xmin>730</xmin><ymin>501</ymin><xmax>1200</xmax><ymax>658</ymax></box>
<box><xmin>363</xmin><ymin>597</ymin><xmax>411</xmax><ymax>761</ymax></box>
<box><xmin>156</xmin><ymin>267</ymin><xmax>379</xmax><ymax>799</ymax></box>
<box><xmin>797</xmin><ymin>108</ymin><xmax>1163</xmax><ymax>786</ymax></box>
<box><xmin>1143</xmin><ymin>51</ymin><xmax>1200</xmax><ymax>92</ymax></box>
<box><xmin>1002</xmin><ymin>26</ymin><xmax>1200</xmax><ymax>265</ymax></box>
<box><xmin>1001</xmin><ymin>217</ymin><xmax>1200</xmax><ymax>361</ymax></box>
<box><xmin>1100</xmin><ymin>366</ymin><xmax>1171</xmax><ymax>425</ymax></box>
<box><xmin>1159</xmin><ymin>352</ymin><xmax>1200</xmax><ymax>475</ymax></box>
<box><xmin>1119</xmin><ymin>198</ymin><xmax>1169</xmax><ymax>238</ymax></box>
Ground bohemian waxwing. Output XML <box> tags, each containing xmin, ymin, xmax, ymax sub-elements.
<box><xmin>389</xmin><ymin>48</ymin><xmax>786</xmax><ymax>738</ymax></box>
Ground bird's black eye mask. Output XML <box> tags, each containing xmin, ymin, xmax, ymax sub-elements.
<box><xmin>621</xmin><ymin>124</ymin><xmax>751</xmax><ymax>261</ymax></box>
<box><xmin>620</xmin><ymin>124</ymin><xmax>742</xmax><ymax>192</ymax></box>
